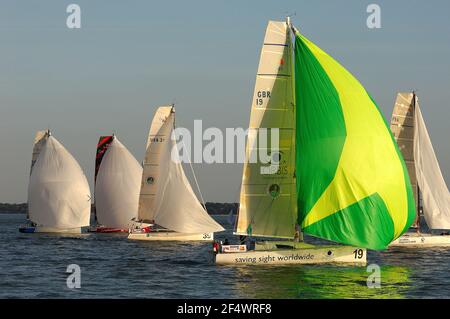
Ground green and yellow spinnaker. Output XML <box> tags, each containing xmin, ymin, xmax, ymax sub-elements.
<box><xmin>294</xmin><ymin>31</ymin><xmax>415</xmax><ymax>250</ymax></box>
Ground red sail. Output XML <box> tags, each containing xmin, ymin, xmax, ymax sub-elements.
<box><xmin>95</xmin><ymin>136</ymin><xmax>114</xmax><ymax>183</ymax></box>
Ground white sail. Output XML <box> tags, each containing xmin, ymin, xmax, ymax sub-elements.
<box><xmin>28</xmin><ymin>135</ymin><xmax>91</xmax><ymax>228</ymax></box>
<box><xmin>138</xmin><ymin>106</ymin><xmax>224</xmax><ymax>233</ymax></box>
<box><xmin>95</xmin><ymin>137</ymin><xmax>142</xmax><ymax>229</ymax></box>
<box><xmin>138</xmin><ymin>106</ymin><xmax>174</xmax><ymax>222</ymax></box>
<box><xmin>235</xmin><ymin>20</ymin><xmax>297</xmax><ymax>239</ymax></box>
<box><xmin>414</xmin><ymin>100</ymin><xmax>450</xmax><ymax>229</ymax></box>
<box><xmin>30</xmin><ymin>130</ymin><xmax>49</xmax><ymax>175</ymax></box>
<box><xmin>390</xmin><ymin>93</ymin><xmax>419</xmax><ymax>226</ymax></box>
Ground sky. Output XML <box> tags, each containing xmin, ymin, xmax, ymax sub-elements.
<box><xmin>1</xmin><ymin>0</ymin><xmax>450</xmax><ymax>203</ymax></box>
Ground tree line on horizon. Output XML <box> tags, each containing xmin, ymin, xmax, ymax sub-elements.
<box><xmin>0</xmin><ymin>202</ymin><xmax>239</xmax><ymax>215</ymax></box>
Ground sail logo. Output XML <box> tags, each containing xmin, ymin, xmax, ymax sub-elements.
<box><xmin>171</xmin><ymin>120</ymin><xmax>280</xmax><ymax>174</ymax></box>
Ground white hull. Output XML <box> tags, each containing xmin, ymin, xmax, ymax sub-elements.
<box><xmin>128</xmin><ymin>231</ymin><xmax>214</xmax><ymax>241</ymax></box>
<box><xmin>35</xmin><ymin>226</ymin><xmax>82</xmax><ymax>234</ymax></box>
<box><xmin>390</xmin><ymin>233</ymin><xmax>450</xmax><ymax>247</ymax></box>
<box><xmin>215</xmin><ymin>245</ymin><xmax>366</xmax><ymax>265</ymax></box>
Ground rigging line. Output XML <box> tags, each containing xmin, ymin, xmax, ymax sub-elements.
<box><xmin>180</xmin><ymin>132</ymin><xmax>207</xmax><ymax>209</ymax></box>
<box><xmin>188</xmin><ymin>145</ymin><xmax>206</xmax><ymax>209</ymax></box>
<box><xmin>171</xmin><ymin>103</ymin><xmax>206</xmax><ymax>209</ymax></box>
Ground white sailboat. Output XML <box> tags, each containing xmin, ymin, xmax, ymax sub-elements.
<box><xmin>20</xmin><ymin>131</ymin><xmax>91</xmax><ymax>233</ymax></box>
<box><xmin>128</xmin><ymin>105</ymin><xmax>225</xmax><ymax>241</ymax></box>
<box><xmin>390</xmin><ymin>92</ymin><xmax>450</xmax><ymax>247</ymax></box>
<box><xmin>92</xmin><ymin>135</ymin><xmax>142</xmax><ymax>233</ymax></box>
<box><xmin>215</xmin><ymin>19</ymin><xmax>415</xmax><ymax>265</ymax></box>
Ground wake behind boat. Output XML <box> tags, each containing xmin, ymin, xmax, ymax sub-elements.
<box><xmin>389</xmin><ymin>92</ymin><xmax>450</xmax><ymax>247</ymax></box>
<box><xmin>20</xmin><ymin>130</ymin><xmax>91</xmax><ymax>234</ymax></box>
<box><xmin>214</xmin><ymin>18</ymin><xmax>415</xmax><ymax>265</ymax></box>
<box><xmin>128</xmin><ymin>105</ymin><xmax>224</xmax><ymax>242</ymax></box>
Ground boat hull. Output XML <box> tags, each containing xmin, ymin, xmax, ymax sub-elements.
<box><xmin>88</xmin><ymin>226</ymin><xmax>128</xmax><ymax>233</ymax></box>
<box><xmin>19</xmin><ymin>226</ymin><xmax>82</xmax><ymax>234</ymax></box>
<box><xmin>128</xmin><ymin>231</ymin><xmax>214</xmax><ymax>241</ymax></box>
<box><xmin>390</xmin><ymin>233</ymin><xmax>450</xmax><ymax>247</ymax></box>
<box><xmin>215</xmin><ymin>245</ymin><xmax>366</xmax><ymax>265</ymax></box>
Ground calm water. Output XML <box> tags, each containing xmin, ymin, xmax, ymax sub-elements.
<box><xmin>0</xmin><ymin>213</ymin><xmax>449</xmax><ymax>299</ymax></box>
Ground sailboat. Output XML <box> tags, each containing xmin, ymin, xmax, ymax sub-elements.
<box><xmin>389</xmin><ymin>92</ymin><xmax>450</xmax><ymax>247</ymax></box>
<box><xmin>127</xmin><ymin>105</ymin><xmax>225</xmax><ymax>241</ymax></box>
<box><xmin>214</xmin><ymin>19</ymin><xmax>415</xmax><ymax>265</ymax></box>
<box><xmin>19</xmin><ymin>130</ymin><xmax>91</xmax><ymax>233</ymax></box>
<box><xmin>90</xmin><ymin>135</ymin><xmax>142</xmax><ymax>233</ymax></box>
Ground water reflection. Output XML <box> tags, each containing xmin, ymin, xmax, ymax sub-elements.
<box><xmin>232</xmin><ymin>264</ymin><xmax>412</xmax><ymax>299</ymax></box>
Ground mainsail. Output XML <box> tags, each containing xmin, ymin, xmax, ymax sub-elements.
<box><xmin>235</xmin><ymin>21</ymin><xmax>297</xmax><ymax>239</ymax></box>
<box><xmin>293</xmin><ymin>28</ymin><xmax>415</xmax><ymax>249</ymax></box>
<box><xmin>30</xmin><ymin>130</ymin><xmax>50</xmax><ymax>175</ymax></box>
<box><xmin>95</xmin><ymin>137</ymin><xmax>142</xmax><ymax>229</ymax></box>
<box><xmin>390</xmin><ymin>93</ymin><xmax>419</xmax><ymax>227</ymax></box>
<box><xmin>28</xmin><ymin>130</ymin><xmax>50</xmax><ymax>219</ymax></box>
<box><xmin>414</xmin><ymin>100</ymin><xmax>450</xmax><ymax>229</ymax></box>
<box><xmin>138</xmin><ymin>106</ymin><xmax>174</xmax><ymax>222</ymax></box>
<box><xmin>138</xmin><ymin>106</ymin><xmax>224</xmax><ymax>233</ymax></box>
<box><xmin>28</xmin><ymin>135</ymin><xmax>91</xmax><ymax>228</ymax></box>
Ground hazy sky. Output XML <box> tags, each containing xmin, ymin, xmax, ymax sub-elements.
<box><xmin>1</xmin><ymin>0</ymin><xmax>450</xmax><ymax>203</ymax></box>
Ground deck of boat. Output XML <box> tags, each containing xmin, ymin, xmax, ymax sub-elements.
<box><xmin>390</xmin><ymin>232</ymin><xmax>450</xmax><ymax>247</ymax></box>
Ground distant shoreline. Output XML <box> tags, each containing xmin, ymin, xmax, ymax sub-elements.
<box><xmin>0</xmin><ymin>202</ymin><xmax>238</xmax><ymax>215</ymax></box>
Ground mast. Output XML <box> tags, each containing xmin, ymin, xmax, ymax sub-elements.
<box><xmin>412</xmin><ymin>90</ymin><xmax>421</xmax><ymax>233</ymax></box>
<box><xmin>286</xmin><ymin>16</ymin><xmax>302</xmax><ymax>242</ymax></box>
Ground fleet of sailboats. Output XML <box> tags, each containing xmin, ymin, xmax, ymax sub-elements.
<box><xmin>389</xmin><ymin>92</ymin><xmax>450</xmax><ymax>247</ymax></box>
<box><xmin>16</xmin><ymin>18</ymin><xmax>450</xmax><ymax>267</ymax></box>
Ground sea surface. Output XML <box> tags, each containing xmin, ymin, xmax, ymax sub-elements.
<box><xmin>0</xmin><ymin>213</ymin><xmax>449</xmax><ymax>299</ymax></box>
